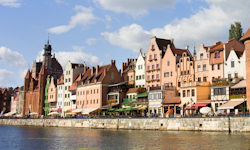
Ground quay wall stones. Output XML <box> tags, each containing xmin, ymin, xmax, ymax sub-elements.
<box><xmin>0</xmin><ymin>117</ymin><xmax>250</xmax><ymax>132</ymax></box>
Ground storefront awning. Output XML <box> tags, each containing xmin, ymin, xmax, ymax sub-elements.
<box><xmin>178</xmin><ymin>103</ymin><xmax>185</xmax><ymax>108</ymax></box>
<box><xmin>136</xmin><ymin>92</ymin><xmax>148</xmax><ymax>98</ymax></box>
<box><xmin>72</xmin><ymin>109</ymin><xmax>83</xmax><ymax>113</ymax></box>
<box><xmin>218</xmin><ymin>100</ymin><xmax>244</xmax><ymax>110</ymax></box>
<box><xmin>192</xmin><ymin>103</ymin><xmax>210</xmax><ymax>107</ymax></box>
<box><xmin>82</xmin><ymin>108</ymin><xmax>99</xmax><ymax>115</ymax></box>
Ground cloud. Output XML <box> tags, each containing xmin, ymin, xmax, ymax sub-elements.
<box><xmin>36</xmin><ymin>46</ymin><xmax>102</xmax><ymax>68</ymax></box>
<box><xmin>95</xmin><ymin>0</ymin><xmax>175</xmax><ymax>17</ymax></box>
<box><xmin>48</xmin><ymin>5</ymin><xmax>97</xmax><ymax>34</ymax></box>
<box><xmin>102</xmin><ymin>24</ymin><xmax>152</xmax><ymax>53</ymax></box>
<box><xmin>0</xmin><ymin>0</ymin><xmax>21</xmax><ymax>7</ymax></box>
<box><xmin>86</xmin><ymin>38</ymin><xmax>97</xmax><ymax>46</ymax></box>
<box><xmin>0</xmin><ymin>69</ymin><xmax>13</xmax><ymax>87</ymax></box>
<box><xmin>0</xmin><ymin>46</ymin><xmax>28</xmax><ymax>67</ymax></box>
<box><xmin>102</xmin><ymin>0</ymin><xmax>250</xmax><ymax>52</ymax></box>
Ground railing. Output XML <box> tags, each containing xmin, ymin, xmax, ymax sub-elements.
<box><xmin>181</xmin><ymin>82</ymin><xmax>210</xmax><ymax>88</ymax></box>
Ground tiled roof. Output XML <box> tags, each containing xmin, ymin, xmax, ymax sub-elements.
<box><xmin>80</xmin><ymin>64</ymin><xmax>111</xmax><ymax>85</ymax></box>
<box><xmin>127</xmin><ymin>88</ymin><xmax>139</xmax><ymax>94</ymax></box>
<box><xmin>209</xmin><ymin>42</ymin><xmax>224</xmax><ymax>52</ymax></box>
<box><xmin>69</xmin><ymin>83</ymin><xmax>77</xmax><ymax>91</ymax></box>
<box><xmin>173</xmin><ymin>48</ymin><xmax>188</xmax><ymax>55</ymax></box>
<box><xmin>57</xmin><ymin>75</ymin><xmax>64</xmax><ymax>85</ymax></box>
<box><xmin>162</xmin><ymin>97</ymin><xmax>181</xmax><ymax>104</ymax></box>
<box><xmin>240</xmin><ymin>28</ymin><xmax>250</xmax><ymax>42</ymax></box>
<box><xmin>225</xmin><ymin>38</ymin><xmax>244</xmax><ymax>60</ymax></box>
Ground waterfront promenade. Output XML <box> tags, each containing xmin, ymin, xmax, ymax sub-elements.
<box><xmin>1</xmin><ymin>117</ymin><xmax>250</xmax><ymax>132</ymax></box>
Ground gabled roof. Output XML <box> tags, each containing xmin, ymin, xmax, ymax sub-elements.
<box><xmin>155</xmin><ymin>37</ymin><xmax>175</xmax><ymax>58</ymax></box>
<box><xmin>57</xmin><ymin>75</ymin><xmax>64</xmax><ymax>85</ymax></box>
<box><xmin>127</xmin><ymin>88</ymin><xmax>138</xmax><ymax>94</ymax></box>
<box><xmin>240</xmin><ymin>28</ymin><xmax>250</xmax><ymax>42</ymax></box>
<box><xmin>225</xmin><ymin>38</ymin><xmax>244</xmax><ymax>60</ymax></box>
<box><xmin>209</xmin><ymin>41</ymin><xmax>224</xmax><ymax>52</ymax></box>
<box><xmin>79</xmin><ymin>64</ymin><xmax>112</xmax><ymax>85</ymax></box>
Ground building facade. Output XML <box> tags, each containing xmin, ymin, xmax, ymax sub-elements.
<box><xmin>48</xmin><ymin>76</ymin><xmax>57</xmax><ymax>113</ymax></box>
<box><xmin>135</xmin><ymin>50</ymin><xmax>145</xmax><ymax>88</ymax></box>
<box><xmin>194</xmin><ymin>44</ymin><xmax>210</xmax><ymax>82</ymax></box>
<box><xmin>122</xmin><ymin>58</ymin><xmax>136</xmax><ymax>86</ymax></box>
<box><xmin>240</xmin><ymin>28</ymin><xmax>250</xmax><ymax>110</ymax></box>
<box><xmin>63</xmin><ymin>61</ymin><xmax>87</xmax><ymax>114</ymax></box>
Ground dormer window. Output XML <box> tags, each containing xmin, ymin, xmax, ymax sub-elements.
<box><xmin>152</xmin><ymin>45</ymin><xmax>155</xmax><ymax>49</ymax></box>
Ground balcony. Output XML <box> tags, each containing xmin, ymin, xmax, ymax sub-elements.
<box><xmin>181</xmin><ymin>82</ymin><xmax>210</xmax><ymax>88</ymax></box>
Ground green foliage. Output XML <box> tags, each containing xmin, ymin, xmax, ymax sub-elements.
<box><xmin>229</xmin><ymin>22</ymin><xmax>243</xmax><ymax>40</ymax></box>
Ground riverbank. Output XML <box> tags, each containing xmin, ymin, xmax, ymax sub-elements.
<box><xmin>0</xmin><ymin>117</ymin><xmax>250</xmax><ymax>132</ymax></box>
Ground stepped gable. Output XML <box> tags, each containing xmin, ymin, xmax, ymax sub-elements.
<box><xmin>240</xmin><ymin>28</ymin><xmax>250</xmax><ymax>42</ymax></box>
<box><xmin>209</xmin><ymin>41</ymin><xmax>223</xmax><ymax>52</ymax></box>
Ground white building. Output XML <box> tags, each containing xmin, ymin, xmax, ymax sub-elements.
<box><xmin>63</xmin><ymin>61</ymin><xmax>87</xmax><ymax>115</ymax></box>
<box><xmin>224</xmin><ymin>50</ymin><xmax>245</xmax><ymax>79</ymax></box>
<box><xmin>148</xmin><ymin>87</ymin><xmax>163</xmax><ymax>117</ymax></box>
<box><xmin>57</xmin><ymin>75</ymin><xmax>64</xmax><ymax>116</ymax></box>
<box><xmin>135</xmin><ymin>49</ymin><xmax>146</xmax><ymax>88</ymax></box>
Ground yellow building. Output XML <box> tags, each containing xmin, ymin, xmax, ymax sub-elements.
<box><xmin>179</xmin><ymin>82</ymin><xmax>211</xmax><ymax>115</ymax></box>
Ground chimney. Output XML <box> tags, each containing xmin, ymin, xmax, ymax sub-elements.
<box><xmin>104</xmin><ymin>68</ymin><xmax>107</xmax><ymax>77</ymax></box>
<box><xmin>91</xmin><ymin>67</ymin><xmax>95</xmax><ymax>75</ymax></box>
<box><xmin>96</xmin><ymin>65</ymin><xmax>100</xmax><ymax>75</ymax></box>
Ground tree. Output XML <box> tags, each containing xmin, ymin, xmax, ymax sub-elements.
<box><xmin>229</xmin><ymin>22</ymin><xmax>243</xmax><ymax>40</ymax></box>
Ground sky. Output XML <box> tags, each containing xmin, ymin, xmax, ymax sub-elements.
<box><xmin>0</xmin><ymin>0</ymin><xmax>250</xmax><ymax>88</ymax></box>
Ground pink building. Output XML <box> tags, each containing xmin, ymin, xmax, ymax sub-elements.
<box><xmin>161</xmin><ymin>44</ymin><xmax>187</xmax><ymax>89</ymax></box>
<box><xmin>194</xmin><ymin>44</ymin><xmax>210</xmax><ymax>82</ymax></box>
<box><xmin>48</xmin><ymin>76</ymin><xmax>57</xmax><ymax>112</ymax></box>
<box><xmin>145</xmin><ymin>36</ymin><xmax>174</xmax><ymax>89</ymax></box>
<box><xmin>177</xmin><ymin>50</ymin><xmax>194</xmax><ymax>93</ymax></box>
<box><xmin>209</xmin><ymin>42</ymin><xmax>225</xmax><ymax>81</ymax></box>
<box><xmin>75</xmin><ymin>60</ymin><xmax>122</xmax><ymax>115</ymax></box>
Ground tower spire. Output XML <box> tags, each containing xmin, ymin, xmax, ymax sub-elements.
<box><xmin>193</xmin><ymin>42</ymin><xmax>196</xmax><ymax>56</ymax></box>
<box><xmin>47</xmin><ymin>33</ymin><xmax>50</xmax><ymax>45</ymax></box>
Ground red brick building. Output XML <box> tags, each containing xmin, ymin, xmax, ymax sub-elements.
<box><xmin>23</xmin><ymin>41</ymin><xmax>63</xmax><ymax>116</ymax></box>
<box><xmin>240</xmin><ymin>28</ymin><xmax>250</xmax><ymax>110</ymax></box>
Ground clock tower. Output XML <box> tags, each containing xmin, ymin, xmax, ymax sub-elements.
<box><xmin>43</xmin><ymin>40</ymin><xmax>52</xmax><ymax>71</ymax></box>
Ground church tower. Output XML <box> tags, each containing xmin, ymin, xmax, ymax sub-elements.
<box><xmin>43</xmin><ymin>40</ymin><xmax>52</xmax><ymax>71</ymax></box>
<box><xmin>240</xmin><ymin>28</ymin><xmax>250</xmax><ymax>111</ymax></box>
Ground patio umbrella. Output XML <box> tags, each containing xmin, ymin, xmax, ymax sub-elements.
<box><xmin>48</xmin><ymin>112</ymin><xmax>59</xmax><ymax>116</ymax></box>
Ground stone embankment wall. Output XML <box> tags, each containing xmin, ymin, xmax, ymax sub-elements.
<box><xmin>0</xmin><ymin>117</ymin><xmax>249</xmax><ymax>132</ymax></box>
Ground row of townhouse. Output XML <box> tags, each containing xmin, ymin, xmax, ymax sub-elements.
<box><xmin>12</xmin><ymin>28</ymin><xmax>249</xmax><ymax>118</ymax></box>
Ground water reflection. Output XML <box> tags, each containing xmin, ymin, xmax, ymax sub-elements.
<box><xmin>0</xmin><ymin>126</ymin><xmax>249</xmax><ymax>150</ymax></box>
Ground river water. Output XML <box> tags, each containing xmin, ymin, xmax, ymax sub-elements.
<box><xmin>0</xmin><ymin>126</ymin><xmax>249</xmax><ymax>150</ymax></box>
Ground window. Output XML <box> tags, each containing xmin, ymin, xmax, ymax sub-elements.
<box><xmin>178</xmin><ymin>82</ymin><xmax>181</xmax><ymax>87</ymax></box>
<box><xmin>198</xmin><ymin>77</ymin><xmax>201</xmax><ymax>82</ymax></box>
<box><xmin>182</xmin><ymin>90</ymin><xmax>186</xmax><ymax>97</ymax></box>
<box><xmin>154</xmin><ymin>54</ymin><xmax>157</xmax><ymax>59</ymax></box>
<box><xmin>200</xmin><ymin>53</ymin><xmax>204</xmax><ymax>60</ymax></box>
<box><xmin>228</xmin><ymin>74</ymin><xmax>231</xmax><ymax>79</ymax></box>
<box><xmin>69</xmin><ymin>78</ymin><xmax>70</xmax><ymax>82</ymax></box>
<box><xmin>131</xmin><ymin>76</ymin><xmax>133</xmax><ymax>80</ymax></box>
<box><xmin>164</xmin><ymin>72</ymin><xmax>169</xmax><ymax>77</ymax></box>
<box><xmin>147</xmin><ymin>66</ymin><xmax>150</xmax><ymax>70</ymax></box>
<box><xmin>165</xmin><ymin>83</ymin><xmax>169</xmax><ymax>87</ymax></box>
<box><xmin>156</xmin><ymin>74</ymin><xmax>159</xmax><ymax>79</ymax></box>
<box><xmin>212</xmin><ymin>64</ymin><xmax>214</xmax><ymax>71</ymax></box>
<box><xmin>136</xmin><ymin>76</ymin><xmax>138</xmax><ymax>80</ymax></box>
<box><xmin>235</xmin><ymin>73</ymin><xmax>238</xmax><ymax>77</ymax></box>
<box><xmin>149</xmin><ymin>55</ymin><xmax>152</xmax><ymax>60</ymax></box>
<box><xmin>152</xmin><ymin>45</ymin><xmax>155</xmax><ymax>49</ymax></box>
<box><xmin>203</xmin><ymin>77</ymin><xmax>207</xmax><ymax>82</ymax></box>
<box><xmin>147</xmin><ymin>76</ymin><xmax>150</xmax><ymax>80</ymax></box>
<box><xmin>187</xmin><ymin>90</ymin><xmax>190</xmax><ymax>97</ymax></box>
<box><xmin>65</xmin><ymin>79</ymin><xmax>67</xmax><ymax>83</ymax></box>
<box><xmin>156</xmin><ymin>64</ymin><xmax>159</xmax><ymax>69</ymax></box>
<box><xmin>192</xmin><ymin>89</ymin><xmax>195</xmax><ymax>96</ymax></box>
<box><xmin>203</xmin><ymin>64</ymin><xmax>206</xmax><ymax>71</ymax></box>
<box><xmin>197</xmin><ymin>65</ymin><xmax>201</xmax><ymax>72</ymax></box>
<box><xmin>168</xmin><ymin>61</ymin><xmax>170</xmax><ymax>66</ymax></box>
<box><xmin>231</xmin><ymin>61</ymin><xmax>235</xmax><ymax>68</ymax></box>
<box><xmin>142</xmin><ymin>75</ymin><xmax>144</xmax><ymax>79</ymax></box>
<box><xmin>215</xmin><ymin>51</ymin><xmax>220</xmax><ymax>58</ymax></box>
<box><xmin>218</xmin><ymin>64</ymin><xmax>220</xmax><ymax>70</ymax></box>
<box><xmin>152</xmin><ymin>65</ymin><xmax>155</xmax><ymax>70</ymax></box>
<box><xmin>152</xmin><ymin>75</ymin><xmax>155</xmax><ymax>80</ymax></box>
<box><xmin>214</xmin><ymin>88</ymin><xmax>226</xmax><ymax>95</ymax></box>
<box><xmin>171</xmin><ymin>72</ymin><xmax>173</xmax><ymax>76</ymax></box>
